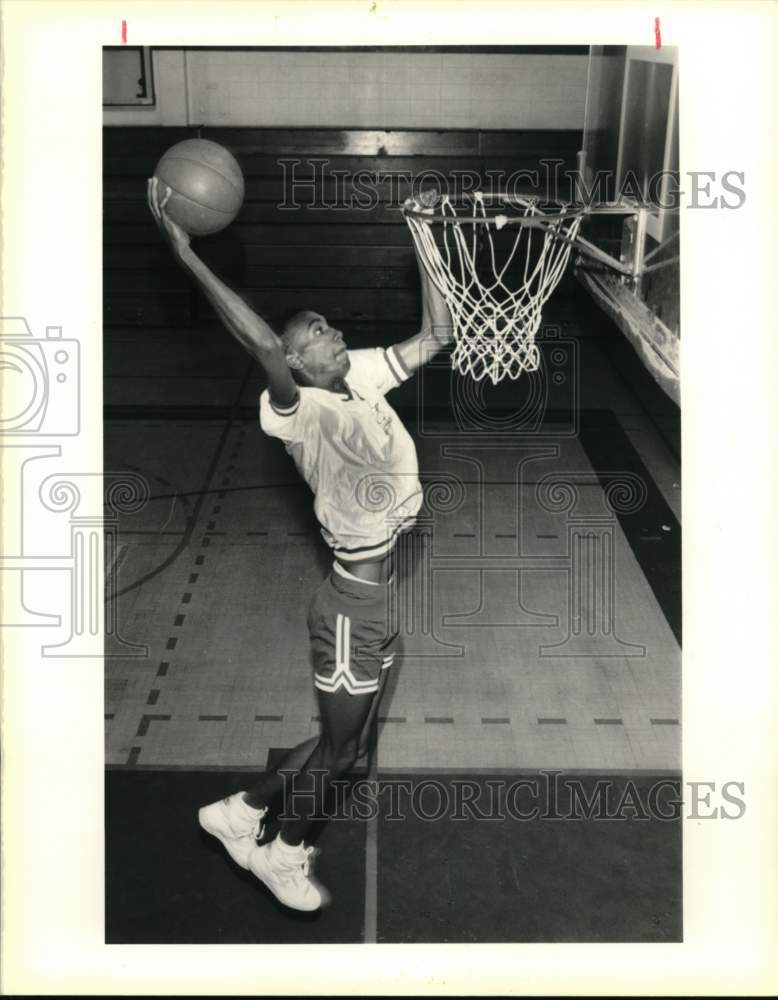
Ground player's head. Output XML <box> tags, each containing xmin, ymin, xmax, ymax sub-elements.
<box><xmin>281</xmin><ymin>310</ymin><xmax>350</xmax><ymax>387</ymax></box>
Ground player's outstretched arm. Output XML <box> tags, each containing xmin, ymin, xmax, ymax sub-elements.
<box><xmin>392</xmin><ymin>191</ymin><xmax>455</xmax><ymax>375</ymax></box>
<box><xmin>147</xmin><ymin>177</ymin><xmax>297</xmax><ymax>406</ymax></box>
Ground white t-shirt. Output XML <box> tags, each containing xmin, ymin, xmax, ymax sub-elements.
<box><xmin>259</xmin><ymin>346</ymin><xmax>423</xmax><ymax>563</ymax></box>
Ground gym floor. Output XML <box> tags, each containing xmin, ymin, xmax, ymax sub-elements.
<box><xmin>104</xmin><ymin>291</ymin><xmax>681</xmax><ymax>943</ymax></box>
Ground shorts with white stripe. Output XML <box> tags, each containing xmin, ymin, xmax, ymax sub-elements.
<box><xmin>307</xmin><ymin>568</ymin><xmax>398</xmax><ymax>696</ymax></box>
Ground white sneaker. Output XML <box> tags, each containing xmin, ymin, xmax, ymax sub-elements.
<box><xmin>248</xmin><ymin>837</ymin><xmax>328</xmax><ymax>911</ymax></box>
<box><xmin>198</xmin><ymin>792</ymin><xmax>267</xmax><ymax>869</ymax></box>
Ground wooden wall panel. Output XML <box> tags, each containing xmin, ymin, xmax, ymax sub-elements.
<box><xmin>103</xmin><ymin>127</ymin><xmax>582</xmax><ymax>329</ymax></box>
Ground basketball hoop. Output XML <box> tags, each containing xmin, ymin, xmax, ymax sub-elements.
<box><xmin>403</xmin><ymin>192</ymin><xmax>584</xmax><ymax>385</ymax></box>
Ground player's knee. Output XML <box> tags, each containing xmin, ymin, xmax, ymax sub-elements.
<box><xmin>320</xmin><ymin>735</ymin><xmax>359</xmax><ymax>774</ymax></box>
<box><xmin>332</xmin><ymin>740</ymin><xmax>357</xmax><ymax>774</ymax></box>
<box><xmin>336</xmin><ymin>740</ymin><xmax>359</xmax><ymax>773</ymax></box>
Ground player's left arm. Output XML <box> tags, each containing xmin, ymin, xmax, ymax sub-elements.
<box><xmin>391</xmin><ymin>249</ymin><xmax>454</xmax><ymax>375</ymax></box>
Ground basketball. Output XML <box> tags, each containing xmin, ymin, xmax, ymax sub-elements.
<box><xmin>153</xmin><ymin>139</ymin><xmax>245</xmax><ymax>236</ymax></box>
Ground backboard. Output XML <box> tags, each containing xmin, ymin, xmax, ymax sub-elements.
<box><xmin>577</xmin><ymin>45</ymin><xmax>680</xmax><ymax>404</ymax></box>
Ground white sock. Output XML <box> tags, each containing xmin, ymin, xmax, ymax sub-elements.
<box><xmin>275</xmin><ymin>833</ymin><xmax>304</xmax><ymax>855</ymax></box>
<box><xmin>237</xmin><ymin>792</ymin><xmax>264</xmax><ymax>816</ymax></box>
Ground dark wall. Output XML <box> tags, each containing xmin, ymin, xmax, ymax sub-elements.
<box><xmin>103</xmin><ymin>127</ymin><xmax>584</xmax><ymax>339</ymax></box>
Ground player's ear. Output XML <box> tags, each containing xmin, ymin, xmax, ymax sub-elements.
<box><xmin>286</xmin><ymin>352</ymin><xmax>304</xmax><ymax>371</ymax></box>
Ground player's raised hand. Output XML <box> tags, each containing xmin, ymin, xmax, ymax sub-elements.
<box><xmin>147</xmin><ymin>176</ymin><xmax>191</xmax><ymax>258</ymax></box>
<box><xmin>403</xmin><ymin>187</ymin><xmax>441</xmax><ymax>219</ymax></box>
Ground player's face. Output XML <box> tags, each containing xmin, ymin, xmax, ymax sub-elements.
<box><xmin>290</xmin><ymin>312</ymin><xmax>350</xmax><ymax>381</ymax></box>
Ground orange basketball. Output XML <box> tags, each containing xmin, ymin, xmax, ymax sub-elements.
<box><xmin>153</xmin><ymin>139</ymin><xmax>245</xmax><ymax>236</ymax></box>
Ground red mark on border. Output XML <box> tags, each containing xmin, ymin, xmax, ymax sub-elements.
<box><xmin>654</xmin><ymin>17</ymin><xmax>661</xmax><ymax>49</ymax></box>
<box><xmin>121</xmin><ymin>20</ymin><xmax>127</xmax><ymax>43</ymax></box>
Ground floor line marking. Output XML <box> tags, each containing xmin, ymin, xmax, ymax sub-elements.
<box><xmin>110</xmin><ymin>361</ymin><xmax>254</xmax><ymax>599</ymax></box>
<box><xmin>363</xmin><ymin>714</ymin><xmax>380</xmax><ymax>944</ymax></box>
<box><xmin>106</xmin><ymin>763</ymin><xmax>682</xmax><ymax>776</ymax></box>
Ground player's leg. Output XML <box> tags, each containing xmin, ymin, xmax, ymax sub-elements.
<box><xmin>276</xmin><ymin>684</ymin><xmax>378</xmax><ymax>846</ymax></box>
<box><xmin>246</xmin><ymin>684</ymin><xmax>380</xmax><ymax>911</ymax></box>
<box><xmin>242</xmin><ymin>735</ymin><xmax>320</xmax><ymax>809</ymax></box>
<box><xmin>241</xmin><ymin>665</ymin><xmax>385</xmax><ymax>846</ymax></box>
<box><xmin>197</xmin><ymin>736</ymin><xmax>321</xmax><ymax>870</ymax></box>
<box><xmin>199</xmin><ymin>672</ymin><xmax>380</xmax><ymax>862</ymax></box>
<box><xmin>246</xmin><ymin>568</ymin><xmax>396</xmax><ymax>909</ymax></box>
<box><xmin>356</xmin><ymin>663</ymin><xmax>389</xmax><ymax>759</ymax></box>
<box><xmin>197</xmin><ymin>573</ymin><xmax>333</xmax><ymax>869</ymax></box>
<box><xmin>242</xmin><ymin>664</ymin><xmax>386</xmax><ymax>818</ymax></box>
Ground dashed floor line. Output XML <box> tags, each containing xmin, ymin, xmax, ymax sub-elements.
<box><xmin>125</xmin><ymin>415</ymin><xmax>251</xmax><ymax>765</ymax></box>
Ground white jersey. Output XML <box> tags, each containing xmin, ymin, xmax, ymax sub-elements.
<box><xmin>259</xmin><ymin>346</ymin><xmax>423</xmax><ymax>563</ymax></box>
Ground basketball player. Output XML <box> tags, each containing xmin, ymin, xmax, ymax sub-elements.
<box><xmin>147</xmin><ymin>179</ymin><xmax>452</xmax><ymax>911</ymax></box>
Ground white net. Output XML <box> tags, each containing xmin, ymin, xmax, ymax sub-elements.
<box><xmin>404</xmin><ymin>192</ymin><xmax>584</xmax><ymax>384</ymax></box>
